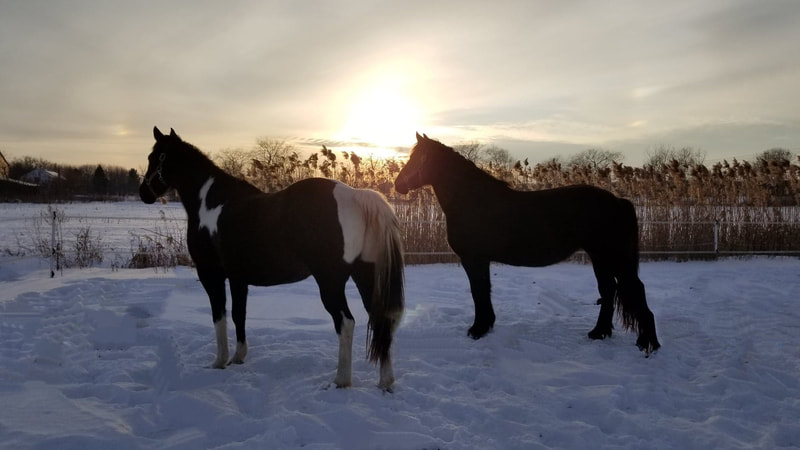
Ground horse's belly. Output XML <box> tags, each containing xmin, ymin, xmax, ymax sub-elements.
<box><xmin>223</xmin><ymin>252</ymin><xmax>311</xmax><ymax>287</ymax></box>
<box><xmin>490</xmin><ymin>237</ymin><xmax>579</xmax><ymax>267</ymax></box>
<box><xmin>498</xmin><ymin>248</ymin><xmax>576</xmax><ymax>267</ymax></box>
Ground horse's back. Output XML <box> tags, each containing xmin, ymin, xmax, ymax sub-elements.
<box><xmin>216</xmin><ymin>178</ymin><xmax>343</xmax><ymax>285</ymax></box>
<box><xmin>447</xmin><ymin>184</ymin><xmax>635</xmax><ymax>266</ymax></box>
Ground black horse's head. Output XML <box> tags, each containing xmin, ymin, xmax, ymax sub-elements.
<box><xmin>139</xmin><ymin>126</ymin><xmax>181</xmax><ymax>204</ymax></box>
<box><xmin>394</xmin><ymin>132</ymin><xmax>440</xmax><ymax>194</ymax></box>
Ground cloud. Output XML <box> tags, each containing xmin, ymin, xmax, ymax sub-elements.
<box><xmin>2</xmin><ymin>0</ymin><xmax>799</xmax><ymax>168</ymax></box>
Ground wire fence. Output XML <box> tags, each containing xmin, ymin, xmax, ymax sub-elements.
<box><xmin>15</xmin><ymin>208</ymin><xmax>799</xmax><ymax>275</ymax></box>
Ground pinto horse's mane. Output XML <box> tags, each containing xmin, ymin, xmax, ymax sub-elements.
<box><xmin>167</xmin><ymin>138</ymin><xmax>220</xmax><ymax>173</ymax></box>
<box><xmin>419</xmin><ymin>137</ymin><xmax>510</xmax><ymax>190</ymax></box>
<box><xmin>164</xmin><ymin>135</ymin><xmax>261</xmax><ymax>194</ymax></box>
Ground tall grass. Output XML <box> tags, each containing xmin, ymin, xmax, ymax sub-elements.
<box><xmin>5</xmin><ymin>151</ymin><xmax>797</xmax><ymax>268</ymax></box>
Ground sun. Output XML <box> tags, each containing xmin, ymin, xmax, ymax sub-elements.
<box><xmin>335</xmin><ymin>74</ymin><xmax>422</xmax><ymax>159</ymax></box>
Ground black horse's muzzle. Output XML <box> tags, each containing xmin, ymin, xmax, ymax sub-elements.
<box><xmin>394</xmin><ymin>178</ymin><xmax>409</xmax><ymax>195</ymax></box>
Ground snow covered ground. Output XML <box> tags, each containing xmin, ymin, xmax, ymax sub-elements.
<box><xmin>1</xmin><ymin>253</ymin><xmax>799</xmax><ymax>449</ymax></box>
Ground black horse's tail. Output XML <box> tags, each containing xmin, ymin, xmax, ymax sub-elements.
<box><xmin>615</xmin><ymin>197</ymin><xmax>641</xmax><ymax>332</ymax></box>
<box><xmin>351</xmin><ymin>189</ymin><xmax>405</xmax><ymax>365</ymax></box>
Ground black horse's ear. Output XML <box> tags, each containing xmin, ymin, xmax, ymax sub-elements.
<box><xmin>169</xmin><ymin>128</ymin><xmax>179</xmax><ymax>140</ymax></box>
<box><xmin>154</xmin><ymin>126</ymin><xmax>164</xmax><ymax>141</ymax></box>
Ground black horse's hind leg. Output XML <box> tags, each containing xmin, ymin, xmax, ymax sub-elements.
<box><xmin>462</xmin><ymin>258</ymin><xmax>495</xmax><ymax>339</ymax></box>
<box><xmin>588</xmin><ymin>258</ymin><xmax>616</xmax><ymax>340</ymax></box>
<box><xmin>198</xmin><ymin>268</ymin><xmax>229</xmax><ymax>369</ymax></box>
<box><xmin>618</xmin><ymin>274</ymin><xmax>661</xmax><ymax>355</ymax></box>
<box><xmin>315</xmin><ymin>272</ymin><xmax>356</xmax><ymax>388</ymax></box>
<box><xmin>229</xmin><ymin>279</ymin><xmax>248</xmax><ymax>365</ymax></box>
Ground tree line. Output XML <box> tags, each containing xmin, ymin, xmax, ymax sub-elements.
<box><xmin>3</xmin><ymin>155</ymin><xmax>140</xmax><ymax>200</ymax></box>
<box><xmin>2</xmin><ymin>140</ymin><xmax>798</xmax><ymax>208</ymax></box>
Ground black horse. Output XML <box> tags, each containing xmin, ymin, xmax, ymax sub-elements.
<box><xmin>140</xmin><ymin>127</ymin><xmax>405</xmax><ymax>390</ymax></box>
<box><xmin>395</xmin><ymin>133</ymin><xmax>659</xmax><ymax>355</ymax></box>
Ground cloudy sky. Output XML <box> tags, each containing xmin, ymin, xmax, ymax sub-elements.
<box><xmin>1</xmin><ymin>0</ymin><xmax>799</xmax><ymax>169</ymax></box>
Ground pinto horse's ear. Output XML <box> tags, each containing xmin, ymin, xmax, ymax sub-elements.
<box><xmin>154</xmin><ymin>126</ymin><xmax>164</xmax><ymax>141</ymax></box>
<box><xmin>416</xmin><ymin>132</ymin><xmax>424</xmax><ymax>142</ymax></box>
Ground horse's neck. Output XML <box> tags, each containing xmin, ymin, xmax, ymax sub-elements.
<box><xmin>174</xmin><ymin>168</ymin><xmax>229</xmax><ymax>220</ymax></box>
<box><xmin>432</xmin><ymin>163</ymin><xmax>508</xmax><ymax>215</ymax></box>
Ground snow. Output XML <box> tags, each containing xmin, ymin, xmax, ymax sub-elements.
<box><xmin>1</xmin><ymin>203</ymin><xmax>800</xmax><ymax>449</ymax></box>
<box><xmin>2</xmin><ymin>257</ymin><xmax>799</xmax><ymax>449</ymax></box>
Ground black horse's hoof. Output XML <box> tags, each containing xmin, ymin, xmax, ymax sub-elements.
<box><xmin>587</xmin><ymin>328</ymin><xmax>612</xmax><ymax>340</ymax></box>
<box><xmin>468</xmin><ymin>323</ymin><xmax>492</xmax><ymax>339</ymax></box>
<box><xmin>636</xmin><ymin>336</ymin><xmax>661</xmax><ymax>356</ymax></box>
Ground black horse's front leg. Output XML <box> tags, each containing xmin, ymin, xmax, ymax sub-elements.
<box><xmin>461</xmin><ymin>258</ymin><xmax>495</xmax><ymax>339</ymax></box>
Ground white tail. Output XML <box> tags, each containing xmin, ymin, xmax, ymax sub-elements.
<box><xmin>335</xmin><ymin>184</ymin><xmax>405</xmax><ymax>364</ymax></box>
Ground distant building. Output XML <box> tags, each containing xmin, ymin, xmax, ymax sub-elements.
<box><xmin>21</xmin><ymin>168</ymin><xmax>62</xmax><ymax>184</ymax></box>
<box><xmin>0</xmin><ymin>153</ymin><xmax>40</xmax><ymax>199</ymax></box>
<box><xmin>0</xmin><ymin>151</ymin><xmax>8</xmax><ymax>178</ymax></box>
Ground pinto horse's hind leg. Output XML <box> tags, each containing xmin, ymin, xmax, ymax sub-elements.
<box><xmin>351</xmin><ymin>260</ymin><xmax>396</xmax><ymax>391</ymax></box>
<box><xmin>198</xmin><ymin>269</ymin><xmax>229</xmax><ymax>369</ymax></box>
<box><xmin>588</xmin><ymin>258</ymin><xmax>616</xmax><ymax>340</ymax></box>
<box><xmin>229</xmin><ymin>280</ymin><xmax>248</xmax><ymax>365</ymax></box>
<box><xmin>461</xmin><ymin>259</ymin><xmax>495</xmax><ymax>339</ymax></box>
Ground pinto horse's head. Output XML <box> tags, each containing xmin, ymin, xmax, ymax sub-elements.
<box><xmin>139</xmin><ymin>126</ymin><xmax>180</xmax><ymax>204</ymax></box>
<box><xmin>394</xmin><ymin>132</ymin><xmax>438</xmax><ymax>194</ymax></box>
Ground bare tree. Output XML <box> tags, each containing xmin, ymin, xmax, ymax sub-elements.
<box><xmin>214</xmin><ymin>148</ymin><xmax>249</xmax><ymax>178</ymax></box>
<box><xmin>646</xmin><ymin>145</ymin><xmax>705</xmax><ymax>167</ymax></box>
<box><xmin>757</xmin><ymin>148</ymin><xmax>793</xmax><ymax>166</ymax></box>
<box><xmin>484</xmin><ymin>145</ymin><xmax>514</xmax><ymax>170</ymax></box>
<box><xmin>568</xmin><ymin>148</ymin><xmax>623</xmax><ymax>170</ymax></box>
<box><xmin>251</xmin><ymin>138</ymin><xmax>294</xmax><ymax>168</ymax></box>
<box><xmin>452</xmin><ymin>141</ymin><xmax>483</xmax><ymax>163</ymax></box>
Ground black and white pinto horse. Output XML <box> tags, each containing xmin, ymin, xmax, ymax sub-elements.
<box><xmin>140</xmin><ymin>127</ymin><xmax>404</xmax><ymax>390</ymax></box>
<box><xmin>395</xmin><ymin>133</ymin><xmax>660</xmax><ymax>355</ymax></box>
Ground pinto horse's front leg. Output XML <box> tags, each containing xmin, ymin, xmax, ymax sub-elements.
<box><xmin>462</xmin><ymin>258</ymin><xmax>496</xmax><ymax>339</ymax></box>
<box><xmin>199</xmin><ymin>270</ymin><xmax>229</xmax><ymax>368</ymax></box>
<box><xmin>229</xmin><ymin>280</ymin><xmax>249</xmax><ymax>365</ymax></box>
<box><xmin>318</xmin><ymin>280</ymin><xmax>355</xmax><ymax>388</ymax></box>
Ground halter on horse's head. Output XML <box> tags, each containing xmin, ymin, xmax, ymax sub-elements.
<box><xmin>139</xmin><ymin>127</ymin><xmax>179</xmax><ymax>203</ymax></box>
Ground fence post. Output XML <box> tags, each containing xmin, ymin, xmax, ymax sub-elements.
<box><xmin>713</xmin><ymin>219</ymin><xmax>720</xmax><ymax>255</ymax></box>
<box><xmin>50</xmin><ymin>209</ymin><xmax>56</xmax><ymax>278</ymax></box>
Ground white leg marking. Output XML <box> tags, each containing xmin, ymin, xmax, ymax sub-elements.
<box><xmin>334</xmin><ymin>314</ymin><xmax>355</xmax><ymax>388</ymax></box>
<box><xmin>230</xmin><ymin>340</ymin><xmax>248</xmax><ymax>365</ymax></box>
<box><xmin>379</xmin><ymin>350</ymin><xmax>395</xmax><ymax>392</ymax></box>
<box><xmin>213</xmin><ymin>317</ymin><xmax>229</xmax><ymax>369</ymax></box>
<box><xmin>332</xmin><ymin>183</ymin><xmax>365</xmax><ymax>264</ymax></box>
<box><xmin>198</xmin><ymin>177</ymin><xmax>223</xmax><ymax>236</ymax></box>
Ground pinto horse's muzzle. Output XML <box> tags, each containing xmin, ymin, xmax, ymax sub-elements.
<box><xmin>139</xmin><ymin>153</ymin><xmax>167</xmax><ymax>204</ymax></box>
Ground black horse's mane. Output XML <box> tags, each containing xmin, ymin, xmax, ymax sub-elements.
<box><xmin>421</xmin><ymin>137</ymin><xmax>510</xmax><ymax>190</ymax></box>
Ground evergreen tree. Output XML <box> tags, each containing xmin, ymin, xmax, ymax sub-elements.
<box><xmin>92</xmin><ymin>165</ymin><xmax>109</xmax><ymax>195</ymax></box>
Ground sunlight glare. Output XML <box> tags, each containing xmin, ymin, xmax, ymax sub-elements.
<box><xmin>336</xmin><ymin>73</ymin><xmax>423</xmax><ymax>159</ymax></box>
